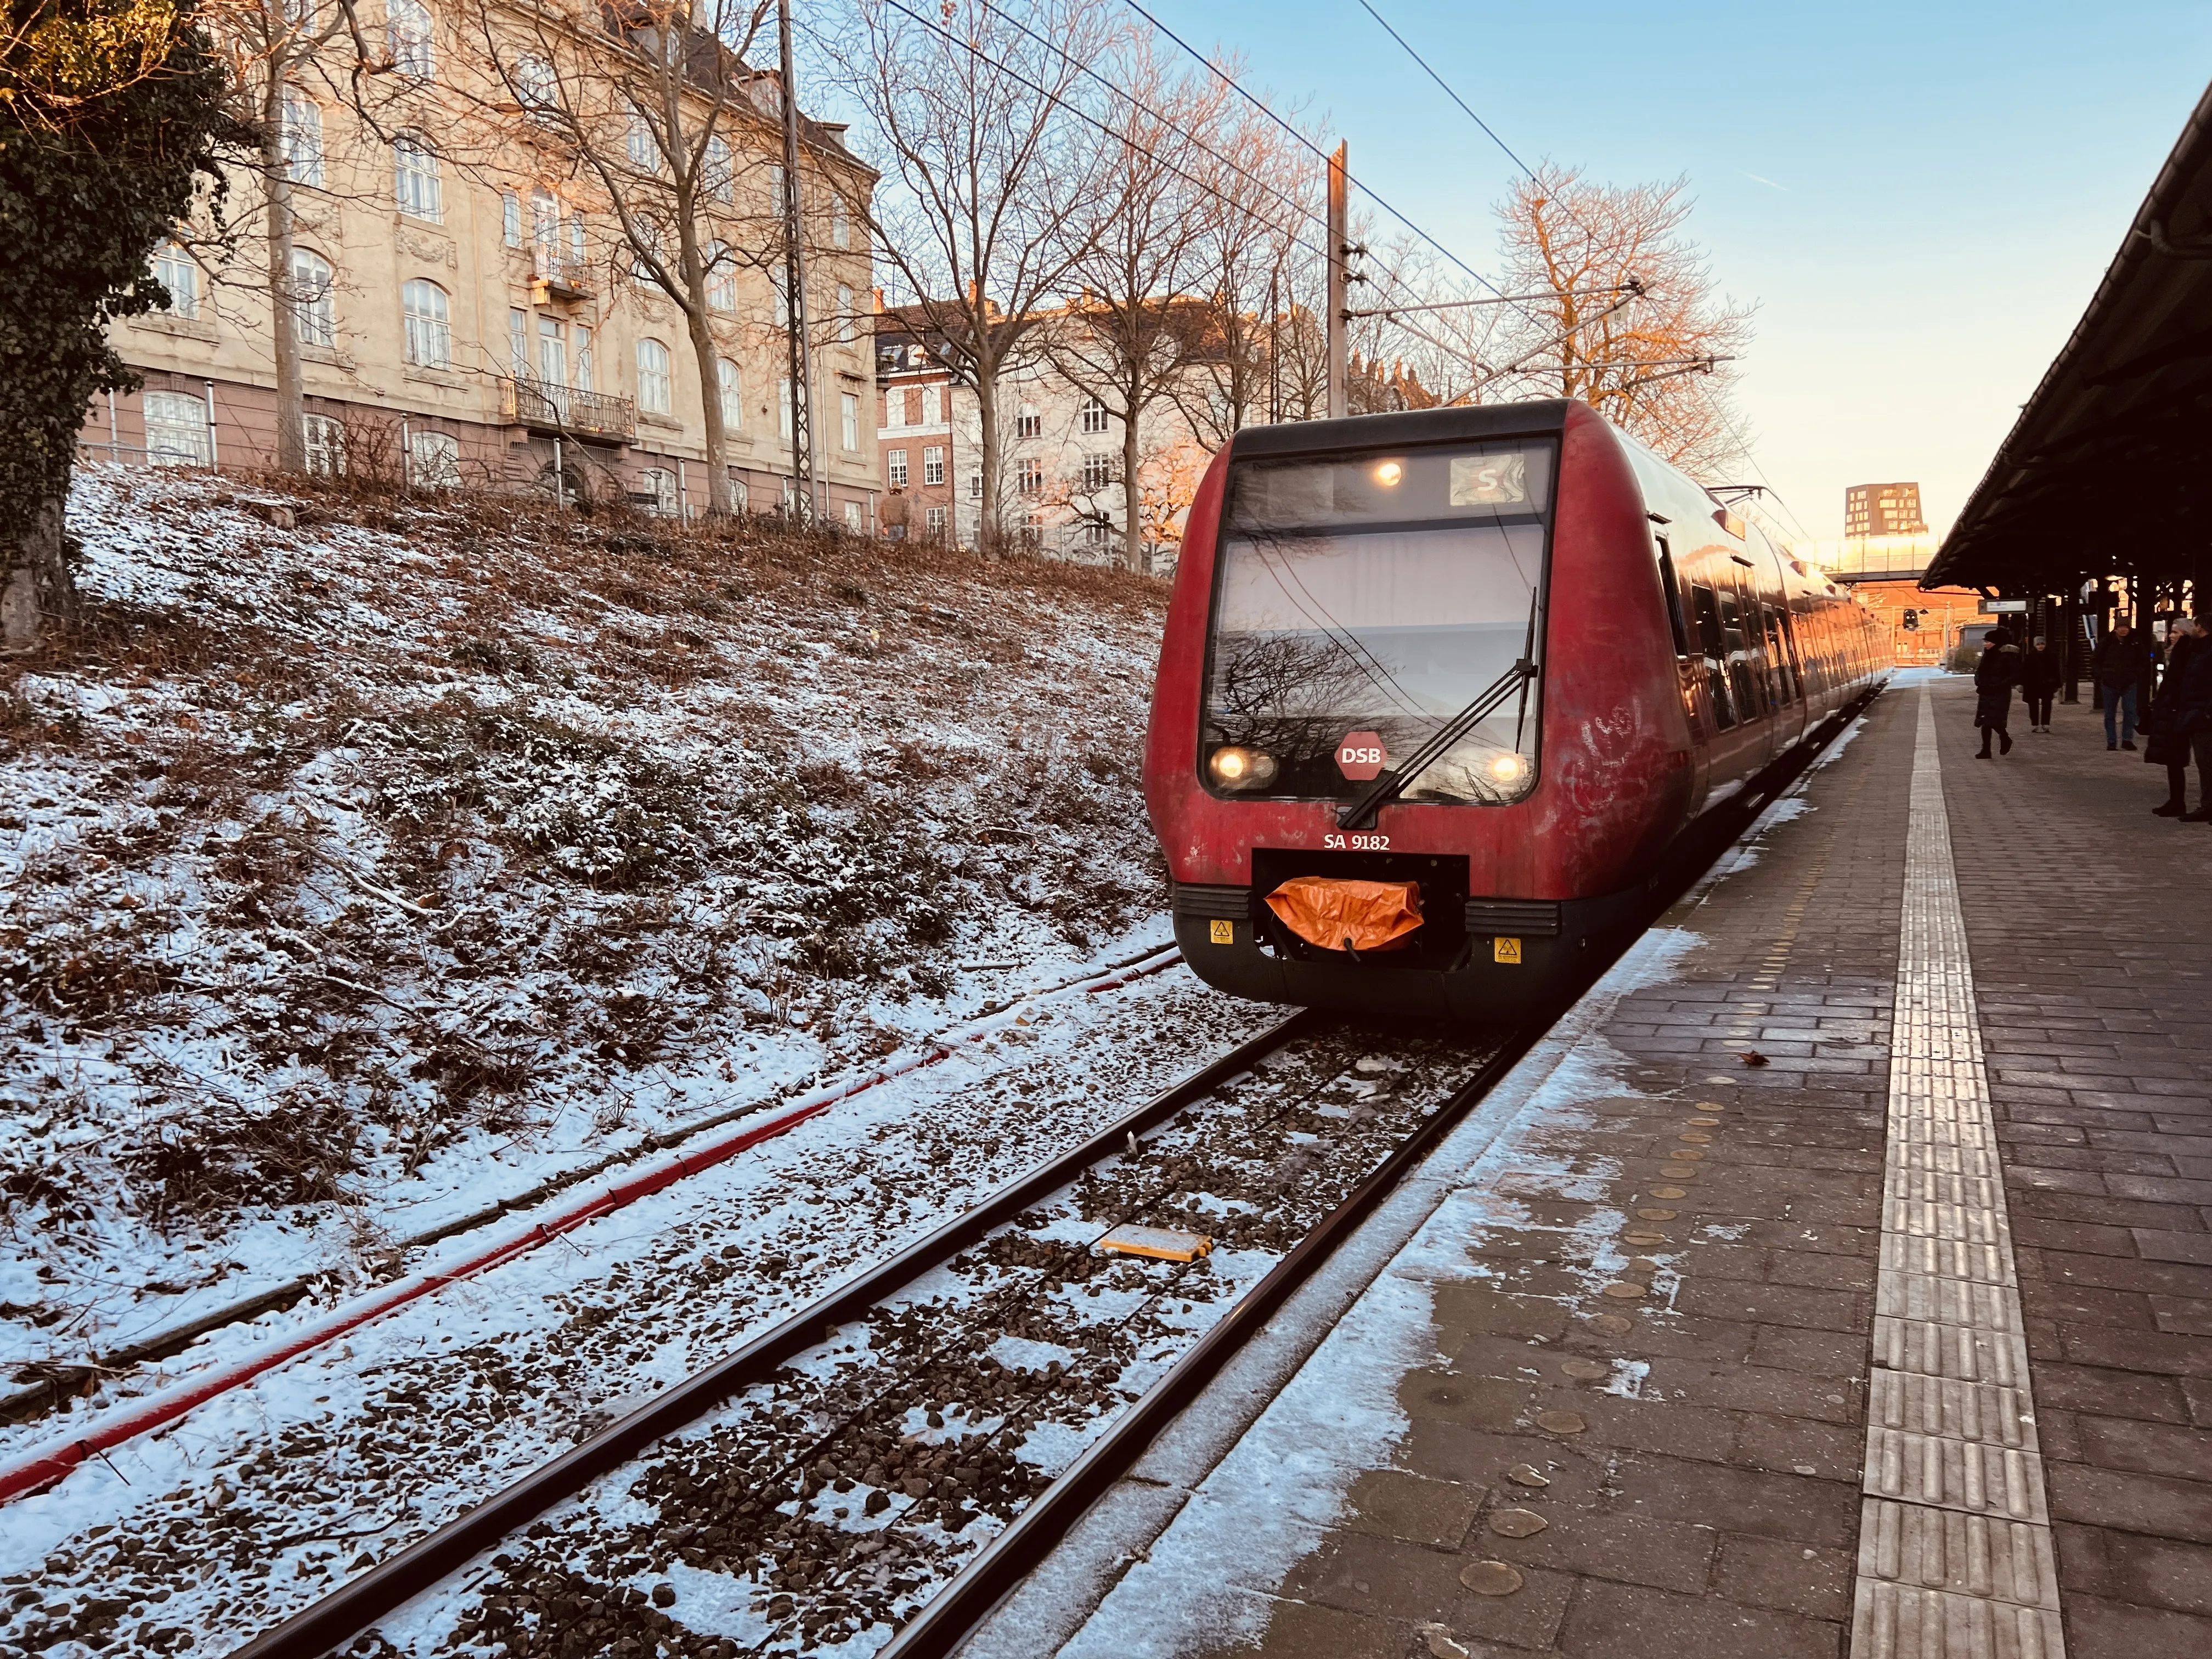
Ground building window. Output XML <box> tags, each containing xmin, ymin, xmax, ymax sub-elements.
<box><xmin>393</xmin><ymin>135</ymin><xmax>442</xmax><ymax>221</ymax></box>
<box><xmin>706</xmin><ymin>241</ymin><xmax>736</xmax><ymax>311</ymax></box>
<box><xmin>1080</xmin><ymin>453</ymin><xmax>1111</xmax><ymax>491</ymax></box>
<box><xmin>569</xmin><ymin>218</ymin><xmax>586</xmax><ymax>269</ymax></box>
<box><xmin>843</xmin><ymin>499</ymin><xmax>862</xmax><ymax>532</ymax></box>
<box><xmin>887</xmin><ymin>448</ymin><xmax>907</xmax><ymax>486</ymax></box>
<box><xmin>408</xmin><ymin>428</ymin><xmax>460</xmax><ymax>488</ymax></box>
<box><xmin>283</xmin><ymin>92</ymin><xmax>324</xmax><ymax>186</ymax></box>
<box><xmin>968</xmin><ymin>467</ymin><xmax>981</xmax><ymax>498</ymax></box>
<box><xmin>531</xmin><ymin>187</ymin><xmax>558</xmax><ymax>262</ymax></box>
<box><xmin>636</xmin><ymin>337</ymin><xmax>672</xmax><ymax>414</ymax></box>
<box><xmin>537</xmin><ymin>315</ymin><xmax>567</xmax><ymax>387</ymax></box>
<box><xmin>387</xmin><ymin>0</ymin><xmax>433</xmax><ymax>77</ymax></box>
<box><xmin>303</xmin><ymin>413</ymin><xmax>346</xmax><ymax>476</ymax></box>
<box><xmin>840</xmin><ymin>392</ymin><xmax>858</xmax><ymax>452</ymax></box>
<box><xmin>923</xmin><ymin>445</ymin><xmax>944</xmax><ymax>486</ymax></box>
<box><xmin>771</xmin><ymin>271</ymin><xmax>789</xmax><ymax>328</ymax></box>
<box><xmin>924</xmin><ymin>505</ymin><xmax>946</xmax><ymax>539</ymax></box>
<box><xmin>144</xmin><ymin>390</ymin><xmax>212</xmax><ymax>467</ymax></box>
<box><xmin>837</xmin><ymin>284</ymin><xmax>854</xmax><ymax>343</ymax></box>
<box><xmin>507</xmin><ymin>307</ymin><xmax>528</xmax><ymax>378</ymax></box>
<box><xmin>152</xmin><ymin>242</ymin><xmax>198</xmax><ymax>318</ymax></box>
<box><xmin>1018</xmin><ymin>511</ymin><xmax>1043</xmax><ymax>548</ymax></box>
<box><xmin>704</xmin><ymin>135</ymin><xmax>732</xmax><ymax>203</ymax></box>
<box><xmin>922</xmin><ymin>383</ymin><xmax>940</xmax><ymax>424</ymax></box>
<box><xmin>1015</xmin><ymin>404</ymin><xmax>1040</xmax><ymax>439</ymax></box>
<box><xmin>726</xmin><ymin>473</ymin><xmax>748</xmax><ymax>512</ymax></box>
<box><xmin>639</xmin><ymin>467</ymin><xmax>679</xmax><ymax>517</ymax></box>
<box><xmin>831</xmin><ymin>196</ymin><xmax>850</xmax><ymax>247</ymax></box>
<box><xmin>1015</xmin><ymin>458</ymin><xmax>1042</xmax><ymax>496</ymax></box>
<box><xmin>1083</xmin><ymin>520</ymin><xmax>1110</xmax><ymax>549</ymax></box>
<box><xmin>575</xmin><ymin>325</ymin><xmax>594</xmax><ymax>390</ymax></box>
<box><xmin>778</xmin><ymin>376</ymin><xmax>792</xmax><ymax>439</ymax></box>
<box><xmin>502</xmin><ymin>191</ymin><xmax>521</xmax><ymax>246</ymax></box>
<box><xmin>627</xmin><ymin>115</ymin><xmax>657</xmax><ymax>171</ymax></box>
<box><xmin>717</xmin><ymin>358</ymin><xmax>742</xmax><ymax>431</ymax></box>
<box><xmin>515</xmin><ymin>53</ymin><xmax>556</xmax><ymax>115</ymax></box>
<box><xmin>400</xmin><ymin>278</ymin><xmax>450</xmax><ymax>368</ymax></box>
<box><xmin>1080</xmin><ymin>397</ymin><xmax>1108</xmax><ymax>435</ymax></box>
<box><xmin>291</xmin><ymin>249</ymin><xmax>335</xmax><ymax>348</ymax></box>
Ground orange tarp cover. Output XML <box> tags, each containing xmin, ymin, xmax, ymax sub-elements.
<box><xmin>1265</xmin><ymin>877</ymin><xmax>1425</xmax><ymax>953</ymax></box>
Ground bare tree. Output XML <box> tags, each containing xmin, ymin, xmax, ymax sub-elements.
<box><xmin>831</xmin><ymin>0</ymin><xmax>1112</xmax><ymax>552</ymax></box>
<box><xmin>1169</xmin><ymin>99</ymin><xmax>1316</xmax><ymax>447</ymax></box>
<box><xmin>1490</xmin><ymin>162</ymin><xmax>1753</xmax><ymax>473</ymax></box>
<box><xmin>448</xmin><ymin>0</ymin><xmax>814</xmax><ymax>509</ymax></box>
<box><xmin>1042</xmin><ymin>32</ymin><xmax>1227</xmax><ymax>570</ymax></box>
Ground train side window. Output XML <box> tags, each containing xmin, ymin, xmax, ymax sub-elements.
<box><xmin>1655</xmin><ymin>539</ymin><xmax>1692</xmax><ymax>657</ymax></box>
<box><xmin>1717</xmin><ymin>580</ymin><xmax>1760</xmax><ymax>718</ymax></box>
<box><xmin>1764</xmin><ymin>603</ymin><xmax>1795</xmax><ymax>706</ymax></box>
<box><xmin>1690</xmin><ymin>583</ymin><xmax>1735</xmax><ymax>729</ymax></box>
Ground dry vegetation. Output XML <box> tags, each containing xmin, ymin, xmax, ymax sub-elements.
<box><xmin>0</xmin><ymin>466</ymin><xmax>1170</xmax><ymax>1361</ymax></box>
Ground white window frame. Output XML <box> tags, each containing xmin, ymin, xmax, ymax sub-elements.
<box><xmin>387</xmin><ymin>0</ymin><xmax>434</xmax><ymax>78</ymax></box>
<box><xmin>922</xmin><ymin>445</ymin><xmax>944</xmax><ymax>487</ymax></box>
<box><xmin>717</xmin><ymin>358</ymin><xmax>742</xmax><ymax>431</ymax></box>
<box><xmin>887</xmin><ymin>449</ymin><xmax>907</xmax><ymax>487</ymax></box>
<box><xmin>704</xmin><ymin>135</ymin><xmax>733</xmax><ymax>203</ymax></box>
<box><xmin>1016</xmin><ymin>458</ymin><xmax>1042</xmax><ymax>496</ymax></box>
<box><xmin>706</xmin><ymin>241</ymin><xmax>736</xmax><ymax>312</ymax></box>
<box><xmin>303</xmin><ymin>413</ymin><xmax>346</xmax><ymax>476</ymax></box>
<box><xmin>626</xmin><ymin>115</ymin><xmax>657</xmax><ymax>171</ymax></box>
<box><xmin>840</xmin><ymin>392</ymin><xmax>858</xmax><ymax>452</ymax></box>
<box><xmin>924</xmin><ymin>504</ymin><xmax>947</xmax><ymax>539</ymax></box>
<box><xmin>831</xmin><ymin>196</ymin><xmax>850</xmax><ymax>248</ymax></box>
<box><xmin>837</xmin><ymin>283</ymin><xmax>854</xmax><ymax>344</ymax></box>
<box><xmin>501</xmin><ymin>191</ymin><xmax>521</xmax><ymax>246</ymax></box>
<box><xmin>394</xmin><ymin>134</ymin><xmax>441</xmax><ymax>221</ymax></box>
<box><xmin>409</xmin><ymin>429</ymin><xmax>461</xmax><ymax>488</ymax></box>
<box><xmin>1081</xmin><ymin>452</ymin><xmax>1111</xmax><ymax>492</ymax></box>
<box><xmin>843</xmin><ymin>499</ymin><xmax>862</xmax><ymax>532</ymax></box>
<box><xmin>400</xmin><ymin>278</ymin><xmax>451</xmax><ymax>368</ymax></box>
<box><xmin>153</xmin><ymin>242</ymin><xmax>198</xmax><ymax>319</ymax></box>
<box><xmin>291</xmin><ymin>248</ymin><xmax>336</xmax><ymax>348</ymax></box>
<box><xmin>283</xmin><ymin>92</ymin><xmax>324</xmax><ymax>187</ymax></box>
<box><xmin>922</xmin><ymin>383</ymin><xmax>941</xmax><ymax>424</ymax></box>
<box><xmin>640</xmin><ymin>466</ymin><xmax>679</xmax><ymax>517</ymax></box>
<box><xmin>1015</xmin><ymin>404</ymin><xmax>1041</xmax><ymax>439</ymax></box>
<box><xmin>636</xmin><ymin>337</ymin><xmax>672</xmax><ymax>414</ymax></box>
<box><xmin>144</xmin><ymin>390</ymin><xmax>212</xmax><ymax>467</ymax></box>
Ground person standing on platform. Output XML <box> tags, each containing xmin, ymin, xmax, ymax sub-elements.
<box><xmin>2094</xmin><ymin>616</ymin><xmax>2152</xmax><ymax>750</ymax></box>
<box><xmin>2147</xmin><ymin>616</ymin><xmax>2201</xmax><ymax>815</ymax></box>
<box><xmin>2154</xmin><ymin>615</ymin><xmax>2212</xmax><ymax>821</ymax></box>
<box><xmin>1974</xmin><ymin>626</ymin><xmax>2022</xmax><ymax>759</ymax></box>
<box><xmin>2019</xmin><ymin>635</ymin><xmax>2062</xmax><ymax>732</ymax></box>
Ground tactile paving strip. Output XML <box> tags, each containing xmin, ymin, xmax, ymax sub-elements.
<box><xmin>1849</xmin><ymin>690</ymin><xmax>2067</xmax><ymax>1657</ymax></box>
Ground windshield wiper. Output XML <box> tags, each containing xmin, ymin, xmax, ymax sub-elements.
<box><xmin>1336</xmin><ymin>658</ymin><xmax>1539</xmax><ymax>831</ymax></box>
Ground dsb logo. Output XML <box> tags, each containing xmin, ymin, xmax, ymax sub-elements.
<box><xmin>1336</xmin><ymin>730</ymin><xmax>1387</xmax><ymax>781</ymax></box>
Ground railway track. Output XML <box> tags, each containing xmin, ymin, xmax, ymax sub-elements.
<box><xmin>12</xmin><ymin>697</ymin><xmax>1876</xmax><ymax>1659</ymax></box>
<box><xmin>232</xmin><ymin>1013</ymin><xmax>1520</xmax><ymax>1657</ymax></box>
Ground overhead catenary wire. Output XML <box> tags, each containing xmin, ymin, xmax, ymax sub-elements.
<box><xmin>1109</xmin><ymin>0</ymin><xmax>1553</xmax><ymax>326</ymax></box>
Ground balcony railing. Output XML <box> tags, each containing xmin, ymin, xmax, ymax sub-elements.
<box><xmin>500</xmin><ymin>376</ymin><xmax>636</xmax><ymax>444</ymax></box>
<box><xmin>531</xmin><ymin>249</ymin><xmax>595</xmax><ymax>303</ymax></box>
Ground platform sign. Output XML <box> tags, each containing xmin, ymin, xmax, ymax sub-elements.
<box><xmin>1985</xmin><ymin>599</ymin><xmax>2029</xmax><ymax>613</ymax></box>
<box><xmin>1336</xmin><ymin>730</ymin><xmax>1387</xmax><ymax>781</ymax></box>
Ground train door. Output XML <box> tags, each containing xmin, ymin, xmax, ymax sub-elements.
<box><xmin>1718</xmin><ymin>560</ymin><xmax>1776</xmax><ymax>760</ymax></box>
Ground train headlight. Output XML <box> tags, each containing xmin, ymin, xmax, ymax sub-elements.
<box><xmin>1488</xmin><ymin>752</ymin><xmax>1530</xmax><ymax>785</ymax></box>
<box><xmin>1373</xmin><ymin>460</ymin><xmax>1404</xmax><ymax>488</ymax></box>
<box><xmin>1208</xmin><ymin>746</ymin><xmax>1278</xmax><ymax>791</ymax></box>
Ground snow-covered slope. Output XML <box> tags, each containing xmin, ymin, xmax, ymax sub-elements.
<box><xmin>0</xmin><ymin>468</ymin><xmax>1172</xmax><ymax>1390</ymax></box>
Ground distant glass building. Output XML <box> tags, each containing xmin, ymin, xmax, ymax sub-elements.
<box><xmin>1844</xmin><ymin>482</ymin><xmax>1929</xmax><ymax>538</ymax></box>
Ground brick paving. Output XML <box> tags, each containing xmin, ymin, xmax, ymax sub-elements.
<box><xmin>1931</xmin><ymin>678</ymin><xmax>2212</xmax><ymax>1657</ymax></box>
<box><xmin>1042</xmin><ymin>676</ymin><xmax>2209</xmax><ymax>1659</ymax></box>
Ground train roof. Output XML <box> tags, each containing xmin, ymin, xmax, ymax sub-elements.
<box><xmin>1227</xmin><ymin>399</ymin><xmax>1576</xmax><ymax>459</ymax></box>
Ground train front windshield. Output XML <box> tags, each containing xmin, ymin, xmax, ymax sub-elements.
<box><xmin>1203</xmin><ymin>442</ymin><xmax>1554</xmax><ymax>805</ymax></box>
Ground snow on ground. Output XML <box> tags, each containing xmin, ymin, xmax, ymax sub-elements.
<box><xmin>0</xmin><ymin>465</ymin><xmax>1186</xmax><ymax>1419</ymax></box>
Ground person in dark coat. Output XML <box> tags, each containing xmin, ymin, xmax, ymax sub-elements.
<box><xmin>1974</xmin><ymin>627</ymin><xmax>2022</xmax><ymax>758</ymax></box>
<box><xmin>2154</xmin><ymin>616</ymin><xmax>2212</xmax><ymax>821</ymax></box>
<box><xmin>2147</xmin><ymin>617</ymin><xmax>2202</xmax><ymax>815</ymax></box>
<box><xmin>2093</xmin><ymin>617</ymin><xmax>2152</xmax><ymax>749</ymax></box>
<box><xmin>2018</xmin><ymin>635</ymin><xmax>2062</xmax><ymax>732</ymax></box>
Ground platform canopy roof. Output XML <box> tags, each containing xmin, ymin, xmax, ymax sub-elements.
<box><xmin>1926</xmin><ymin>81</ymin><xmax>2212</xmax><ymax>599</ymax></box>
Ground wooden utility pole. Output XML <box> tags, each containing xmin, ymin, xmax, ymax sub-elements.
<box><xmin>1326</xmin><ymin>140</ymin><xmax>1348</xmax><ymax>420</ymax></box>
<box><xmin>778</xmin><ymin>0</ymin><xmax>820</xmax><ymax>521</ymax></box>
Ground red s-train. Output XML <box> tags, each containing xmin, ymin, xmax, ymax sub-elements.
<box><xmin>1143</xmin><ymin>398</ymin><xmax>1886</xmax><ymax>1017</ymax></box>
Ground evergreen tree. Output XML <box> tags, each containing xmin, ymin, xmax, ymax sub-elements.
<box><xmin>0</xmin><ymin>0</ymin><xmax>227</xmax><ymax>648</ymax></box>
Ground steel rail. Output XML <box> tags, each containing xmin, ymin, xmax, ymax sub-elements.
<box><xmin>228</xmin><ymin>1009</ymin><xmax>1318</xmax><ymax>1659</ymax></box>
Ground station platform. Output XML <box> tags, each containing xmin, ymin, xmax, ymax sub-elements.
<box><xmin>973</xmin><ymin>675</ymin><xmax>2212</xmax><ymax>1659</ymax></box>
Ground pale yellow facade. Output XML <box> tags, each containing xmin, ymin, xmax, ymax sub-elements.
<box><xmin>92</xmin><ymin>1</ymin><xmax>879</xmax><ymax>524</ymax></box>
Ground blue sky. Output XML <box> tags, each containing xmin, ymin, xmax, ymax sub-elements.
<box><xmin>1131</xmin><ymin>2</ymin><xmax>2212</xmax><ymax>539</ymax></box>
